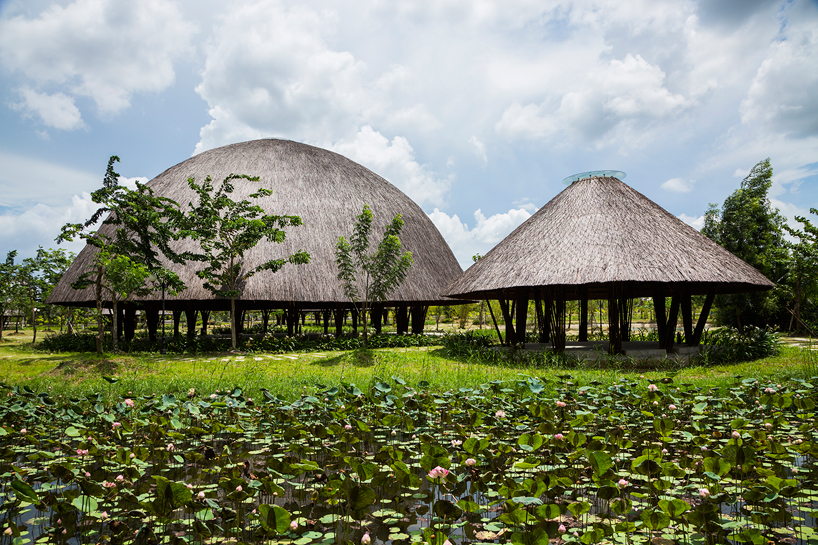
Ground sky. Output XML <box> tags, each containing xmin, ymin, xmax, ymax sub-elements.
<box><xmin>0</xmin><ymin>0</ymin><xmax>817</xmax><ymax>269</ymax></box>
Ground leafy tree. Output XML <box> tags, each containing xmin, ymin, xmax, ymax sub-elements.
<box><xmin>183</xmin><ymin>174</ymin><xmax>310</xmax><ymax>350</ymax></box>
<box><xmin>336</xmin><ymin>203</ymin><xmax>413</xmax><ymax>346</ymax></box>
<box><xmin>16</xmin><ymin>247</ymin><xmax>74</xmax><ymax>343</ymax></box>
<box><xmin>702</xmin><ymin>159</ymin><xmax>789</xmax><ymax>329</ymax></box>
<box><xmin>0</xmin><ymin>250</ymin><xmax>18</xmax><ymax>340</ymax></box>
<box><xmin>58</xmin><ymin>156</ymin><xmax>187</xmax><ymax>353</ymax></box>
<box><xmin>782</xmin><ymin>209</ymin><xmax>818</xmax><ymax>332</ymax></box>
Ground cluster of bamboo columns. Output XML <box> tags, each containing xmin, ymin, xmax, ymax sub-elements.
<box><xmin>489</xmin><ymin>284</ymin><xmax>716</xmax><ymax>355</ymax></box>
<box><xmin>111</xmin><ymin>303</ymin><xmax>431</xmax><ymax>343</ymax></box>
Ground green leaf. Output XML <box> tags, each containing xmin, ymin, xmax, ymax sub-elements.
<box><xmin>658</xmin><ymin>498</ymin><xmax>690</xmax><ymax>518</ymax></box>
<box><xmin>346</xmin><ymin>484</ymin><xmax>377</xmax><ymax>511</ymax></box>
<box><xmin>640</xmin><ymin>508</ymin><xmax>670</xmax><ymax>530</ymax></box>
<box><xmin>433</xmin><ymin>499</ymin><xmax>463</xmax><ymax>519</ymax></box>
<box><xmin>71</xmin><ymin>494</ymin><xmax>99</xmax><ymax>513</ymax></box>
<box><xmin>11</xmin><ymin>479</ymin><xmax>39</xmax><ymax>504</ymax></box>
<box><xmin>568</xmin><ymin>501</ymin><xmax>591</xmax><ymax>518</ymax></box>
<box><xmin>258</xmin><ymin>503</ymin><xmax>291</xmax><ymax>534</ymax></box>
<box><xmin>586</xmin><ymin>450</ymin><xmax>613</xmax><ymax>476</ymax></box>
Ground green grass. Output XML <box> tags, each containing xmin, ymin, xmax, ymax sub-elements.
<box><xmin>1</xmin><ymin>328</ymin><xmax>816</xmax><ymax>404</ymax></box>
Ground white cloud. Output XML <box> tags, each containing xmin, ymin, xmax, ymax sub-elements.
<box><xmin>469</xmin><ymin>136</ymin><xmax>487</xmax><ymax>167</ymax></box>
<box><xmin>330</xmin><ymin>126</ymin><xmax>450</xmax><ymax>208</ymax></box>
<box><xmin>194</xmin><ymin>0</ymin><xmax>370</xmax><ymax>153</ymax></box>
<box><xmin>677</xmin><ymin>213</ymin><xmax>705</xmax><ymax>231</ymax></box>
<box><xmin>0</xmin><ymin>151</ymin><xmax>99</xmax><ymax>208</ymax></box>
<box><xmin>428</xmin><ymin>207</ymin><xmax>531</xmax><ymax>267</ymax></box>
<box><xmin>740</xmin><ymin>4</ymin><xmax>818</xmax><ymax>138</ymax></box>
<box><xmin>496</xmin><ymin>54</ymin><xmax>691</xmax><ymax>146</ymax></box>
<box><xmin>0</xmin><ymin>192</ymin><xmax>97</xmax><ymax>259</ymax></box>
<box><xmin>0</xmin><ymin>0</ymin><xmax>195</xmax><ymax>115</ymax></box>
<box><xmin>117</xmin><ymin>176</ymin><xmax>149</xmax><ymax>191</ymax></box>
<box><xmin>11</xmin><ymin>88</ymin><xmax>85</xmax><ymax>130</ymax></box>
<box><xmin>661</xmin><ymin>178</ymin><xmax>695</xmax><ymax>193</ymax></box>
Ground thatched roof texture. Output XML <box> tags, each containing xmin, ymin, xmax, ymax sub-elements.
<box><xmin>49</xmin><ymin>139</ymin><xmax>462</xmax><ymax>308</ymax></box>
<box><xmin>445</xmin><ymin>175</ymin><xmax>773</xmax><ymax>301</ymax></box>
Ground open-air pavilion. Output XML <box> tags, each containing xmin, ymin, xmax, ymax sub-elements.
<box><xmin>47</xmin><ymin>139</ymin><xmax>463</xmax><ymax>341</ymax></box>
<box><xmin>444</xmin><ymin>172</ymin><xmax>774</xmax><ymax>355</ymax></box>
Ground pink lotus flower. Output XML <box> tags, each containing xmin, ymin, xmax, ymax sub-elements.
<box><xmin>236</xmin><ymin>485</ymin><xmax>243</xmax><ymax>492</ymax></box>
<box><xmin>451</xmin><ymin>439</ymin><xmax>462</xmax><ymax>447</ymax></box>
<box><xmin>495</xmin><ymin>410</ymin><xmax>506</xmax><ymax>419</ymax></box>
<box><xmin>556</xmin><ymin>401</ymin><xmax>566</xmax><ymax>408</ymax></box>
<box><xmin>116</xmin><ymin>475</ymin><xmax>124</xmax><ymax>482</ymax></box>
<box><xmin>100</xmin><ymin>511</ymin><xmax>108</xmax><ymax>520</ymax></box>
<box><xmin>554</xmin><ymin>433</ymin><xmax>564</xmax><ymax>440</ymax></box>
<box><xmin>668</xmin><ymin>404</ymin><xmax>677</xmax><ymax>410</ymax></box>
<box><xmin>129</xmin><ymin>453</ymin><xmax>135</xmax><ymax>459</ymax></box>
<box><xmin>465</xmin><ymin>458</ymin><xmax>476</xmax><ymax>466</ymax></box>
<box><xmin>648</xmin><ymin>384</ymin><xmax>659</xmax><ymax>392</ymax></box>
<box><xmin>290</xmin><ymin>520</ymin><xmax>298</xmax><ymax>530</ymax></box>
<box><xmin>166</xmin><ymin>444</ymin><xmax>175</xmax><ymax>452</ymax></box>
<box><xmin>732</xmin><ymin>431</ymin><xmax>740</xmax><ymax>439</ymax></box>
<box><xmin>428</xmin><ymin>466</ymin><xmax>450</xmax><ymax>479</ymax></box>
<box><xmin>361</xmin><ymin>533</ymin><xmax>371</xmax><ymax>544</ymax></box>
<box><xmin>198</xmin><ymin>491</ymin><xmax>205</xmax><ymax>499</ymax></box>
<box><xmin>699</xmin><ymin>488</ymin><xmax>710</xmax><ymax>498</ymax></box>
<box><xmin>124</xmin><ymin>399</ymin><xmax>134</xmax><ymax>408</ymax></box>
<box><xmin>186</xmin><ymin>483</ymin><xmax>193</xmax><ymax>489</ymax></box>
<box><xmin>77</xmin><ymin>449</ymin><xmax>89</xmax><ymax>456</ymax></box>
<box><xmin>344</xmin><ymin>424</ymin><xmax>353</xmax><ymax>430</ymax></box>
<box><xmin>618</xmin><ymin>479</ymin><xmax>628</xmax><ymax>487</ymax></box>
<box><xmin>112</xmin><ymin>422</ymin><xmax>121</xmax><ymax>429</ymax></box>
<box><xmin>20</xmin><ymin>428</ymin><xmax>26</xmax><ymax>435</ymax></box>
<box><xmin>558</xmin><ymin>524</ymin><xmax>566</xmax><ymax>533</ymax></box>
<box><xmin>765</xmin><ymin>423</ymin><xmax>772</xmax><ymax>429</ymax></box>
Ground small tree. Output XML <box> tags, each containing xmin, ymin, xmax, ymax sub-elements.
<box><xmin>16</xmin><ymin>247</ymin><xmax>74</xmax><ymax>344</ymax></box>
<box><xmin>702</xmin><ymin>158</ymin><xmax>788</xmax><ymax>329</ymax></box>
<box><xmin>183</xmin><ymin>174</ymin><xmax>310</xmax><ymax>350</ymax></box>
<box><xmin>336</xmin><ymin>203</ymin><xmax>413</xmax><ymax>346</ymax></box>
<box><xmin>58</xmin><ymin>156</ymin><xmax>187</xmax><ymax>353</ymax></box>
<box><xmin>0</xmin><ymin>251</ymin><xmax>18</xmax><ymax>340</ymax></box>
<box><xmin>783</xmin><ymin>208</ymin><xmax>818</xmax><ymax>332</ymax></box>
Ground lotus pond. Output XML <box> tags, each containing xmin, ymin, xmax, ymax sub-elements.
<box><xmin>1</xmin><ymin>374</ymin><xmax>817</xmax><ymax>545</ymax></box>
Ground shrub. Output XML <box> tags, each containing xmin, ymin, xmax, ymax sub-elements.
<box><xmin>699</xmin><ymin>326</ymin><xmax>780</xmax><ymax>364</ymax></box>
<box><xmin>38</xmin><ymin>331</ymin><xmax>444</xmax><ymax>354</ymax></box>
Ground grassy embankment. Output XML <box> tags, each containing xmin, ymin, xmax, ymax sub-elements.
<box><xmin>1</xmin><ymin>327</ymin><xmax>816</xmax><ymax>403</ymax></box>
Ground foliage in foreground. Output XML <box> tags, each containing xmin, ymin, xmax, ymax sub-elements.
<box><xmin>0</xmin><ymin>373</ymin><xmax>816</xmax><ymax>544</ymax></box>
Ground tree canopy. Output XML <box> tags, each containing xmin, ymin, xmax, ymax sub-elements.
<box><xmin>336</xmin><ymin>203</ymin><xmax>413</xmax><ymax>346</ymax></box>
<box><xmin>182</xmin><ymin>173</ymin><xmax>310</xmax><ymax>349</ymax></box>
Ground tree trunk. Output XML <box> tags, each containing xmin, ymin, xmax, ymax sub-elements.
<box><xmin>124</xmin><ymin>304</ymin><xmax>136</xmax><ymax>341</ymax></box>
<box><xmin>31</xmin><ymin>302</ymin><xmax>37</xmax><ymax>344</ymax></box>
<box><xmin>95</xmin><ymin>267</ymin><xmax>104</xmax><ymax>354</ymax></box>
<box><xmin>200</xmin><ymin>310</ymin><xmax>210</xmax><ymax>336</ymax></box>
<box><xmin>112</xmin><ymin>299</ymin><xmax>119</xmax><ymax>352</ymax></box>
<box><xmin>362</xmin><ymin>303</ymin><xmax>368</xmax><ymax>347</ymax></box>
<box><xmin>185</xmin><ymin>308</ymin><xmax>197</xmax><ymax>340</ymax></box>
<box><xmin>231</xmin><ymin>297</ymin><xmax>237</xmax><ymax>350</ymax></box>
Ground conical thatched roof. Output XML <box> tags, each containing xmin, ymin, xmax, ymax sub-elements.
<box><xmin>48</xmin><ymin>139</ymin><xmax>462</xmax><ymax>308</ymax></box>
<box><xmin>445</xmin><ymin>175</ymin><xmax>773</xmax><ymax>301</ymax></box>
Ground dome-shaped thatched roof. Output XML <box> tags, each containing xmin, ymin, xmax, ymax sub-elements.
<box><xmin>49</xmin><ymin>139</ymin><xmax>462</xmax><ymax>309</ymax></box>
<box><xmin>445</xmin><ymin>175</ymin><xmax>773</xmax><ymax>301</ymax></box>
